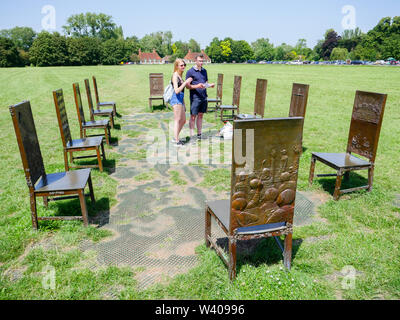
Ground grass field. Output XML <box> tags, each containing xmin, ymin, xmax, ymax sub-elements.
<box><xmin>0</xmin><ymin>64</ymin><xmax>399</xmax><ymax>300</ymax></box>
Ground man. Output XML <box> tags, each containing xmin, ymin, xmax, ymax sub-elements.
<box><xmin>186</xmin><ymin>54</ymin><xmax>215</xmax><ymax>140</ymax></box>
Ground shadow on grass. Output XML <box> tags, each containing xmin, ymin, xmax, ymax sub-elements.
<box><xmin>215</xmin><ymin>236</ymin><xmax>303</xmax><ymax>274</ymax></box>
<box><xmin>72</xmin><ymin>158</ymin><xmax>116</xmax><ymax>175</ymax></box>
<box><xmin>151</xmin><ymin>104</ymin><xmax>169</xmax><ymax>112</ymax></box>
<box><xmin>112</xmin><ymin>123</ymin><xmax>121</xmax><ymax>130</ymax></box>
<box><xmin>316</xmin><ymin>171</ymin><xmax>369</xmax><ymax>196</ymax></box>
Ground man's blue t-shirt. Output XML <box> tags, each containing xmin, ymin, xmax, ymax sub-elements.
<box><xmin>186</xmin><ymin>66</ymin><xmax>208</xmax><ymax>102</ymax></box>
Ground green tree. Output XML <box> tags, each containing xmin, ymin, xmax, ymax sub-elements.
<box><xmin>0</xmin><ymin>26</ymin><xmax>36</xmax><ymax>51</ymax></box>
<box><xmin>139</xmin><ymin>31</ymin><xmax>173</xmax><ymax>57</ymax></box>
<box><xmin>220</xmin><ymin>39</ymin><xmax>232</xmax><ymax>60</ymax></box>
<box><xmin>205</xmin><ymin>38</ymin><xmax>223</xmax><ymax>63</ymax></box>
<box><xmin>252</xmin><ymin>38</ymin><xmax>274</xmax><ymax>61</ymax></box>
<box><xmin>321</xmin><ymin>29</ymin><xmax>341</xmax><ymax>60</ymax></box>
<box><xmin>66</xmin><ymin>37</ymin><xmax>101</xmax><ymax>65</ymax></box>
<box><xmin>230</xmin><ymin>40</ymin><xmax>254</xmax><ymax>62</ymax></box>
<box><xmin>101</xmin><ymin>38</ymin><xmax>129</xmax><ymax>65</ymax></box>
<box><xmin>330</xmin><ymin>47</ymin><xmax>349</xmax><ymax>60</ymax></box>
<box><xmin>0</xmin><ymin>37</ymin><xmax>22</xmax><ymax>67</ymax></box>
<box><xmin>29</xmin><ymin>31</ymin><xmax>69</xmax><ymax>66</ymax></box>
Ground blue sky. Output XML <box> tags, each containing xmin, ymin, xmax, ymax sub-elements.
<box><xmin>1</xmin><ymin>0</ymin><xmax>399</xmax><ymax>48</ymax></box>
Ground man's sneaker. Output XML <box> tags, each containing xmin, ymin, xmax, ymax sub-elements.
<box><xmin>173</xmin><ymin>140</ymin><xmax>185</xmax><ymax>147</ymax></box>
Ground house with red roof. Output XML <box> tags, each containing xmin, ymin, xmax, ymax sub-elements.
<box><xmin>138</xmin><ymin>48</ymin><xmax>163</xmax><ymax>64</ymax></box>
<box><xmin>184</xmin><ymin>50</ymin><xmax>211</xmax><ymax>64</ymax></box>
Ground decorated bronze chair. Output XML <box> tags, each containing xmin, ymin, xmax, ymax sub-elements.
<box><xmin>53</xmin><ymin>89</ymin><xmax>106</xmax><ymax>172</ymax></box>
<box><xmin>73</xmin><ymin>83</ymin><xmax>111</xmax><ymax>146</ymax></box>
<box><xmin>309</xmin><ymin>90</ymin><xmax>387</xmax><ymax>200</ymax></box>
<box><xmin>205</xmin><ymin>117</ymin><xmax>304</xmax><ymax>280</ymax></box>
<box><xmin>10</xmin><ymin>101</ymin><xmax>95</xmax><ymax>230</ymax></box>
<box><xmin>92</xmin><ymin>76</ymin><xmax>117</xmax><ymax>116</ymax></box>
<box><xmin>207</xmin><ymin>73</ymin><xmax>224</xmax><ymax>116</ymax></box>
<box><xmin>219</xmin><ymin>75</ymin><xmax>242</xmax><ymax>122</ymax></box>
<box><xmin>236</xmin><ymin>79</ymin><xmax>268</xmax><ymax>120</ymax></box>
<box><xmin>149</xmin><ymin>73</ymin><xmax>165</xmax><ymax>112</ymax></box>
<box><xmin>84</xmin><ymin>79</ymin><xmax>114</xmax><ymax>128</ymax></box>
<box><xmin>289</xmin><ymin>83</ymin><xmax>310</xmax><ymax>118</ymax></box>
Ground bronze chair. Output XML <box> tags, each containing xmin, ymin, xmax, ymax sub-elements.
<box><xmin>205</xmin><ymin>117</ymin><xmax>304</xmax><ymax>280</ymax></box>
<box><xmin>53</xmin><ymin>89</ymin><xmax>106</xmax><ymax>172</ymax></box>
<box><xmin>149</xmin><ymin>73</ymin><xmax>165</xmax><ymax>112</ymax></box>
<box><xmin>219</xmin><ymin>75</ymin><xmax>242</xmax><ymax>122</ymax></box>
<box><xmin>84</xmin><ymin>79</ymin><xmax>114</xmax><ymax>128</ymax></box>
<box><xmin>309</xmin><ymin>90</ymin><xmax>387</xmax><ymax>200</ymax></box>
<box><xmin>207</xmin><ymin>73</ymin><xmax>224</xmax><ymax>116</ymax></box>
<box><xmin>73</xmin><ymin>83</ymin><xmax>111</xmax><ymax>146</ymax></box>
<box><xmin>10</xmin><ymin>101</ymin><xmax>95</xmax><ymax>230</ymax></box>
<box><xmin>92</xmin><ymin>76</ymin><xmax>117</xmax><ymax>116</ymax></box>
<box><xmin>289</xmin><ymin>83</ymin><xmax>310</xmax><ymax>118</ymax></box>
<box><xmin>236</xmin><ymin>79</ymin><xmax>268</xmax><ymax>120</ymax></box>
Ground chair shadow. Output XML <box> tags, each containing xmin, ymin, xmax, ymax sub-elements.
<box><xmin>215</xmin><ymin>236</ymin><xmax>303</xmax><ymax>273</ymax></box>
<box><xmin>72</xmin><ymin>158</ymin><xmax>116</xmax><ymax>175</ymax></box>
<box><xmin>109</xmin><ymin>136</ymin><xmax>119</xmax><ymax>147</ymax></box>
<box><xmin>112</xmin><ymin>124</ymin><xmax>121</xmax><ymax>131</ymax></box>
<box><xmin>302</xmin><ymin>146</ymin><xmax>308</xmax><ymax>153</ymax></box>
<box><xmin>115</xmin><ymin>112</ymin><xmax>122</xmax><ymax>118</ymax></box>
<box><xmin>38</xmin><ymin>196</ymin><xmax>110</xmax><ymax>229</ymax></box>
<box><xmin>317</xmin><ymin>171</ymin><xmax>369</xmax><ymax>196</ymax></box>
<box><xmin>152</xmin><ymin>103</ymin><xmax>168</xmax><ymax>112</ymax></box>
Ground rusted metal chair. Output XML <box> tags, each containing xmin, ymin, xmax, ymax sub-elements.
<box><xmin>309</xmin><ymin>90</ymin><xmax>387</xmax><ymax>200</ymax></box>
<box><xmin>289</xmin><ymin>83</ymin><xmax>310</xmax><ymax>118</ymax></box>
<box><xmin>205</xmin><ymin>117</ymin><xmax>304</xmax><ymax>280</ymax></box>
<box><xmin>219</xmin><ymin>75</ymin><xmax>242</xmax><ymax>122</ymax></box>
<box><xmin>92</xmin><ymin>76</ymin><xmax>117</xmax><ymax>116</ymax></box>
<box><xmin>53</xmin><ymin>89</ymin><xmax>106</xmax><ymax>172</ymax></box>
<box><xmin>236</xmin><ymin>79</ymin><xmax>268</xmax><ymax>120</ymax></box>
<box><xmin>207</xmin><ymin>73</ymin><xmax>224</xmax><ymax>116</ymax></box>
<box><xmin>149</xmin><ymin>73</ymin><xmax>165</xmax><ymax>112</ymax></box>
<box><xmin>85</xmin><ymin>79</ymin><xmax>114</xmax><ymax>129</ymax></box>
<box><xmin>73</xmin><ymin>83</ymin><xmax>111</xmax><ymax>146</ymax></box>
<box><xmin>10</xmin><ymin>101</ymin><xmax>95</xmax><ymax>230</ymax></box>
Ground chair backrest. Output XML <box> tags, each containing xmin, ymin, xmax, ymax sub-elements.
<box><xmin>229</xmin><ymin>117</ymin><xmax>304</xmax><ymax>234</ymax></box>
<box><xmin>149</xmin><ymin>73</ymin><xmax>164</xmax><ymax>96</ymax></box>
<box><xmin>232</xmin><ymin>75</ymin><xmax>242</xmax><ymax>107</ymax></box>
<box><xmin>9</xmin><ymin>101</ymin><xmax>46</xmax><ymax>190</ymax></box>
<box><xmin>346</xmin><ymin>90</ymin><xmax>387</xmax><ymax>163</ymax></box>
<box><xmin>92</xmin><ymin>76</ymin><xmax>100</xmax><ymax>107</ymax></box>
<box><xmin>73</xmin><ymin>83</ymin><xmax>86</xmax><ymax>128</ymax></box>
<box><xmin>289</xmin><ymin>83</ymin><xmax>310</xmax><ymax>118</ymax></box>
<box><xmin>216</xmin><ymin>73</ymin><xmax>224</xmax><ymax>100</ymax></box>
<box><xmin>84</xmin><ymin>79</ymin><xmax>95</xmax><ymax>119</ymax></box>
<box><xmin>253</xmin><ymin>79</ymin><xmax>268</xmax><ymax>118</ymax></box>
<box><xmin>53</xmin><ymin>89</ymin><xmax>73</xmax><ymax>148</ymax></box>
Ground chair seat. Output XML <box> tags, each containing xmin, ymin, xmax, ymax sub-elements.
<box><xmin>35</xmin><ymin>169</ymin><xmax>91</xmax><ymax>193</ymax></box>
<box><xmin>83</xmin><ymin>120</ymin><xmax>109</xmax><ymax>128</ymax></box>
<box><xmin>93</xmin><ymin>109</ymin><xmax>113</xmax><ymax>115</ymax></box>
<box><xmin>149</xmin><ymin>96</ymin><xmax>164</xmax><ymax>99</ymax></box>
<box><xmin>312</xmin><ymin>152</ymin><xmax>371</xmax><ymax>169</ymax></box>
<box><xmin>98</xmin><ymin>102</ymin><xmax>115</xmax><ymax>107</ymax></box>
<box><xmin>220</xmin><ymin>105</ymin><xmax>238</xmax><ymax>110</ymax></box>
<box><xmin>207</xmin><ymin>98</ymin><xmax>221</xmax><ymax>103</ymax></box>
<box><xmin>207</xmin><ymin>200</ymin><xmax>287</xmax><ymax>235</ymax></box>
<box><xmin>67</xmin><ymin>137</ymin><xmax>103</xmax><ymax>149</ymax></box>
<box><xmin>236</xmin><ymin>114</ymin><xmax>261</xmax><ymax>120</ymax></box>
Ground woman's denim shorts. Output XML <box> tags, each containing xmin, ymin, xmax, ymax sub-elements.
<box><xmin>170</xmin><ymin>91</ymin><xmax>184</xmax><ymax>106</ymax></box>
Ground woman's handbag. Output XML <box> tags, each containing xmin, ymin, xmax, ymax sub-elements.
<box><xmin>163</xmin><ymin>83</ymin><xmax>174</xmax><ymax>104</ymax></box>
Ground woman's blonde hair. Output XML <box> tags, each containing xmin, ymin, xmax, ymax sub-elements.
<box><xmin>173</xmin><ymin>58</ymin><xmax>186</xmax><ymax>74</ymax></box>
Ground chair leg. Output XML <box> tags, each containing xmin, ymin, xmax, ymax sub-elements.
<box><xmin>104</xmin><ymin>128</ymin><xmax>110</xmax><ymax>145</ymax></box>
<box><xmin>309</xmin><ymin>155</ymin><xmax>316</xmax><ymax>186</ymax></box>
<box><xmin>149</xmin><ymin>99</ymin><xmax>153</xmax><ymax>112</ymax></box>
<box><xmin>368</xmin><ymin>166</ymin><xmax>374</xmax><ymax>192</ymax></box>
<box><xmin>63</xmin><ymin>151</ymin><xmax>69</xmax><ymax>172</ymax></box>
<box><xmin>284</xmin><ymin>233</ymin><xmax>293</xmax><ymax>270</ymax></box>
<box><xmin>110</xmin><ymin>114</ymin><xmax>114</xmax><ymax>129</ymax></box>
<box><xmin>43</xmin><ymin>196</ymin><xmax>48</xmax><ymax>208</ymax></box>
<box><xmin>96</xmin><ymin>147</ymin><xmax>103</xmax><ymax>172</ymax></box>
<box><xmin>205</xmin><ymin>206</ymin><xmax>211</xmax><ymax>248</ymax></box>
<box><xmin>229</xmin><ymin>237</ymin><xmax>237</xmax><ymax>281</ymax></box>
<box><xmin>30</xmin><ymin>193</ymin><xmax>38</xmax><ymax>230</ymax></box>
<box><xmin>101</xmin><ymin>142</ymin><xmax>106</xmax><ymax>161</ymax></box>
<box><xmin>113</xmin><ymin>104</ymin><xmax>116</xmax><ymax>117</ymax></box>
<box><xmin>78</xmin><ymin>189</ymin><xmax>89</xmax><ymax>227</ymax></box>
<box><xmin>69</xmin><ymin>151</ymin><xmax>74</xmax><ymax>164</ymax></box>
<box><xmin>88</xmin><ymin>174</ymin><xmax>95</xmax><ymax>204</ymax></box>
<box><xmin>333</xmin><ymin>170</ymin><xmax>344</xmax><ymax>201</ymax></box>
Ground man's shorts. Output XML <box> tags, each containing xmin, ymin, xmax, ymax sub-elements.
<box><xmin>190</xmin><ymin>98</ymin><xmax>208</xmax><ymax>115</ymax></box>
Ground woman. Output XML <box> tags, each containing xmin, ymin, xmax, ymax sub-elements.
<box><xmin>170</xmin><ymin>59</ymin><xmax>192</xmax><ymax>147</ymax></box>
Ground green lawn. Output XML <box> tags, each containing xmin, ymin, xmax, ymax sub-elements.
<box><xmin>0</xmin><ymin>64</ymin><xmax>399</xmax><ymax>300</ymax></box>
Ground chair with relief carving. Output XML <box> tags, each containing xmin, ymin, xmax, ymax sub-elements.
<box><xmin>85</xmin><ymin>79</ymin><xmax>115</xmax><ymax>129</ymax></box>
<box><xmin>10</xmin><ymin>101</ymin><xmax>96</xmax><ymax>230</ymax></box>
<box><xmin>207</xmin><ymin>73</ymin><xmax>224</xmax><ymax>116</ymax></box>
<box><xmin>219</xmin><ymin>75</ymin><xmax>242</xmax><ymax>122</ymax></box>
<box><xmin>92</xmin><ymin>76</ymin><xmax>117</xmax><ymax>117</ymax></box>
<box><xmin>205</xmin><ymin>117</ymin><xmax>304</xmax><ymax>280</ymax></box>
<box><xmin>308</xmin><ymin>90</ymin><xmax>387</xmax><ymax>200</ymax></box>
<box><xmin>236</xmin><ymin>79</ymin><xmax>268</xmax><ymax>120</ymax></box>
<box><xmin>149</xmin><ymin>73</ymin><xmax>165</xmax><ymax>112</ymax></box>
<box><xmin>73</xmin><ymin>82</ymin><xmax>111</xmax><ymax>146</ymax></box>
<box><xmin>53</xmin><ymin>89</ymin><xmax>106</xmax><ymax>172</ymax></box>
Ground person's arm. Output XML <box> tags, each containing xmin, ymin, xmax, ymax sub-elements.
<box><xmin>173</xmin><ymin>74</ymin><xmax>191</xmax><ymax>94</ymax></box>
<box><xmin>186</xmin><ymin>69</ymin><xmax>205</xmax><ymax>90</ymax></box>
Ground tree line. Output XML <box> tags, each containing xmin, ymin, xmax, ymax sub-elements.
<box><xmin>1</xmin><ymin>13</ymin><xmax>400</xmax><ymax>67</ymax></box>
